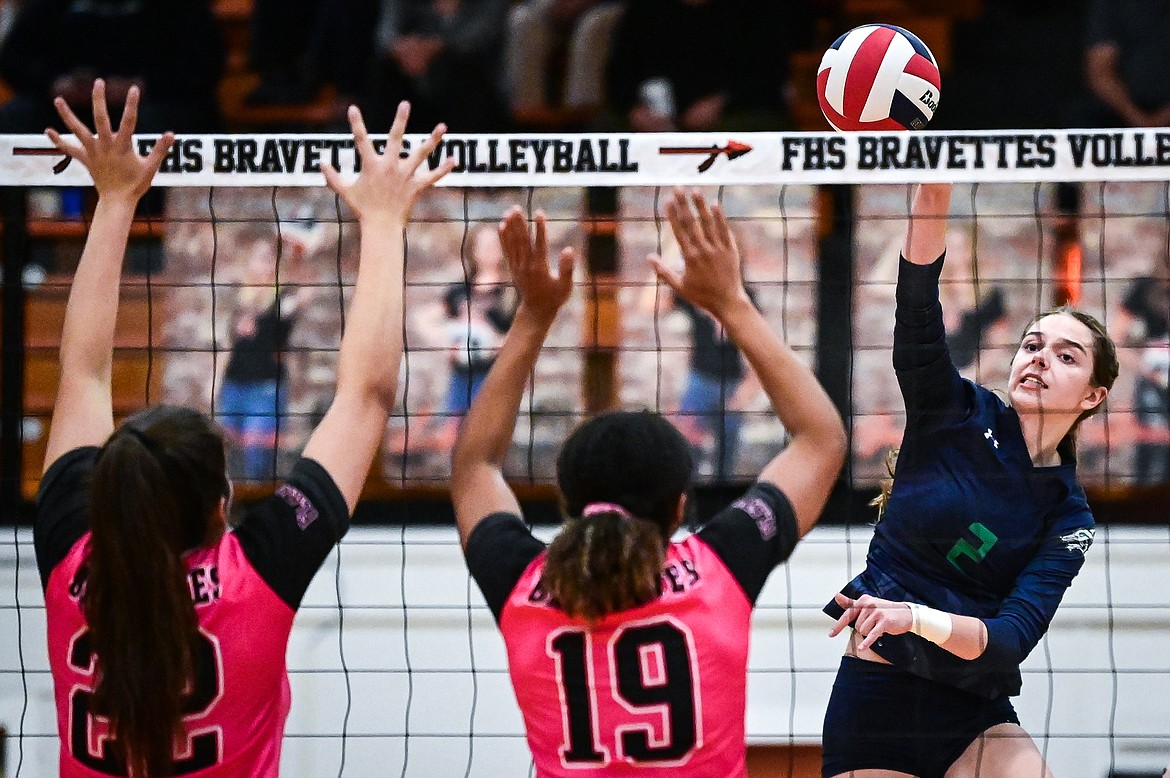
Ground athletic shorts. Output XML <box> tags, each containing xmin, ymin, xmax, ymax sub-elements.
<box><xmin>822</xmin><ymin>655</ymin><xmax>1020</xmax><ymax>778</ymax></box>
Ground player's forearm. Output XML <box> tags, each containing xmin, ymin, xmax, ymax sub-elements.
<box><xmin>452</xmin><ymin>306</ymin><xmax>553</xmax><ymax>471</ymax></box>
<box><xmin>58</xmin><ymin>197</ymin><xmax>138</xmax><ymax>387</ymax></box>
<box><xmin>903</xmin><ymin>183</ymin><xmax>951</xmax><ymax>265</ymax></box>
<box><xmin>334</xmin><ymin>219</ymin><xmax>405</xmax><ymax>412</ymax></box>
<box><xmin>938</xmin><ymin>613</ymin><xmax>988</xmax><ymax>661</ymax></box>
<box><xmin>718</xmin><ymin>296</ymin><xmax>845</xmax><ymax>455</ymax></box>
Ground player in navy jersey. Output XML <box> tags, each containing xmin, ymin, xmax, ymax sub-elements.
<box><xmin>35</xmin><ymin>81</ymin><xmax>453</xmax><ymax>777</ymax></box>
<box><xmin>450</xmin><ymin>189</ymin><xmax>846</xmax><ymax>776</ymax></box>
<box><xmin>822</xmin><ymin>182</ymin><xmax>1120</xmax><ymax>778</ymax></box>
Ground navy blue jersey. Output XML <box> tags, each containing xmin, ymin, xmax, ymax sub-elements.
<box><xmin>826</xmin><ymin>255</ymin><xmax>1095</xmax><ymax>700</ymax></box>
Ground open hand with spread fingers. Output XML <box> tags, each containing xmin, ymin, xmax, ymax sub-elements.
<box><xmin>498</xmin><ymin>207</ymin><xmax>576</xmax><ymax>323</ymax></box>
<box><xmin>649</xmin><ymin>187</ymin><xmax>751</xmax><ymax>319</ymax></box>
<box><xmin>321</xmin><ymin>100</ymin><xmax>456</xmax><ymax>227</ymax></box>
<box><xmin>45</xmin><ymin>78</ymin><xmax>174</xmax><ymax>204</ymax></box>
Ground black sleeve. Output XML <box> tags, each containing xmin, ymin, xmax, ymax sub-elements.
<box><xmin>893</xmin><ymin>254</ymin><xmax>970</xmax><ymax>429</ymax></box>
<box><xmin>981</xmin><ymin>510</ymin><xmax>1094</xmax><ymax>670</ymax></box>
<box><xmin>464</xmin><ymin>513</ymin><xmax>546</xmax><ymax>623</ymax></box>
<box><xmin>232</xmin><ymin>457</ymin><xmax>350</xmax><ymax>610</ymax></box>
<box><xmin>34</xmin><ymin>447</ymin><xmax>100</xmax><ymax>592</ymax></box>
<box><xmin>695</xmin><ymin>481</ymin><xmax>799</xmax><ymax>605</ymax></box>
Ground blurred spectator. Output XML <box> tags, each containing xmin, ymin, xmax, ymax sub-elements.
<box><xmin>506</xmin><ymin>0</ymin><xmax>625</xmax><ymax>117</ymax></box>
<box><xmin>642</xmin><ymin>272</ymin><xmax>761</xmax><ymax>481</ymax></box>
<box><xmin>1051</xmin><ymin>0</ymin><xmax>1131</xmax><ymax>225</ymax></box>
<box><xmin>0</xmin><ymin>0</ymin><xmax>223</xmax><ymax>133</ymax></box>
<box><xmin>218</xmin><ymin>226</ymin><xmax>314</xmax><ymax>481</ymax></box>
<box><xmin>1082</xmin><ymin>0</ymin><xmax>1170</xmax><ymax>128</ymax></box>
<box><xmin>1132</xmin><ymin>343</ymin><xmax>1169</xmax><ymax>484</ymax></box>
<box><xmin>937</xmin><ymin>0</ymin><xmax>1086</xmax><ymax>131</ymax></box>
<box><xmin>947</xmin><ymin>286</ymin><xmax>1007</xmax><ymax>370</ymax></box>
<box><xmin>1116</xmin><ymin>271</ymin><xmax>1170</xmax><ymax>484</ymax></box>
<box><xmin>365</xmin><ymin>0</ymin><xmax>510</xmax><ymax>132</ymax></box>
<box><xmin>433</xmin><ymin>224</ymin><xmax>515</xmax><ymax>448</ymax></box>
<box><xmin>674</xmin><ymin>292</ymin><xmax>761</xmax><ymax>481</ymax></box>
<box><xmin>605</xmin><ymin>0</ymin><xmax>809</xmax><ymax>132</ymax></box>
<box><xmin>245</xmin><ymin>0</ymin><xmax>379</xmax><ymax>108</ymax></box>
<box><xmin>1119</xmin><ymin>272</ymin><xmax>1170</xmax><ymax>345</ymax></box>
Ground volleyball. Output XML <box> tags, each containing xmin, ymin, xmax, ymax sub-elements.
<box><xmin>817</xmin><ymin>24</ymin><xmax>941</xmax><ymax>132</ymax></box>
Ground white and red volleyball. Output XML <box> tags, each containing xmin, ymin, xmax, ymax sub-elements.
<box><xmin>817</xmin><ymin>24</ymin><xmax>941</xmax><ymax>132</ymax></box>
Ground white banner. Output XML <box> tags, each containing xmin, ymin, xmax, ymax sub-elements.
<box><xmin>5</xmin><ymin>129</ymin><xmax>1170</xmax><ymax>187</ymax></box>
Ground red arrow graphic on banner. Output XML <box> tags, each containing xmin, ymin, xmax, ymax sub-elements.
<box><xmin>658</xmin><ymin>140</ymin><xmax>752</xmax><ymax>173</ymax></box>
<box><xmin>13</xmin><ymin>146</ymin><xmax>72</xmax><ymax>174</ymax></box>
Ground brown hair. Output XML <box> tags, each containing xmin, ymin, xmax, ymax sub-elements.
<box><xmin>543</xmin><ymin>411</ymin><xmax>693</xmax><ymax>622</ymax></box>
<box><xmin>85</xmin><ymin>405</ymin><xmax>227</xmax><ymax>776</ymax></box>
<box><xmin>869</xmin><ymin>448</ymin><xmax>899</xmax><ymax>521</ymax></box>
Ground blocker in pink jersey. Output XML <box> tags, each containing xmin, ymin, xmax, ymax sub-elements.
<box><xmin>475</xmin><ymin>490</ymin><xmax>794</xmax><ymax>776</ymax></box>
<box><xmin>39</xmin><ymin>449</ymin><xmax>347</xmax><ymax>777</ymax></box>
<box><xmin>817</xmin><ymin>23</ymin><xmax>941</xmax><ymax>131</ymax></box>
<box><xmin>34</xmin><ymin>81</ymin><xmax>451</xmax><ymax>777</ymax></box>
<box><xmin>451</xmin><ymin>192</ymin><xmax>846</xmax><ymax>776</ymax></box>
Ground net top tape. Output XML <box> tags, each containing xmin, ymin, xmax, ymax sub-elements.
<box><xmin>4</xmin><ymin>129</ymin><xmax>1170</xmax><ymax>187</ymax></box>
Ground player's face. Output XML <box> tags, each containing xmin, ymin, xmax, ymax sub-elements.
<box><xmin>1008</xmin><ymin>313</ymin><xmax>1106</xmax><ymax>417</ymax></box>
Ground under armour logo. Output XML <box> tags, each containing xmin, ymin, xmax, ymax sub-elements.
<box><xmin>984</xmin><ymin>428</ymin><xmax>999</xmax><ymax>449</ymax></box>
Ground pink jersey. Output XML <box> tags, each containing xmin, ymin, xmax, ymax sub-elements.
<box><xmin>501</xmin><ymin>536</ymin><xmax>754</xmax><ymax>777</ymax></box>
<box><xmin>46</xmin><ymin>532</ymin><xmax>296</xmax><ymax>777</ymax></box>
<box><xmin>36</xmin><ymin>449</ymin><xmax>349</xmax><ymax>778</ymax></box>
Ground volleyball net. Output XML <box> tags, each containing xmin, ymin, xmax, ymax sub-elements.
<box><xmin>1</xmin><ymin>129</ymin><xmax>1168</xmax><ymax>776</ymax></box>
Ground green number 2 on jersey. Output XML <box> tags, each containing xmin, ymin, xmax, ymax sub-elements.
<box><xmin>946</xmin><ymin>522</ymin><xmax>998</xmax><ymax>571</ymax></box>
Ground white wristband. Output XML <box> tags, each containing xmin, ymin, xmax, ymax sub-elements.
<box><xmin>908</xmin><ymin>603</ymin><xmax>953</xmax><ymax>645</ymax></box>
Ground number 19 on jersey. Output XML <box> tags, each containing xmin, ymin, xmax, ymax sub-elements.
<box><xmin>547</xmin><ymin>617</ymin><xmax>702</xmax><ymax>768</ymax></box>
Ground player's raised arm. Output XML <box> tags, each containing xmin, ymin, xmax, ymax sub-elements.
<box><xmin>450</xmin><ymin>208</ymin><xmax>576</xmax><ymax>548</ymax></box>
<box><xmin>650</xmin><ymin>189</ymin><xmax>846</xmax><ymax>536</ymax></box>
<box><xmin>903</xmin><ymin>182</ymin><xmax>951</xmax><ymax>265</ymax></box>
<box><xmin>42</xmin><ymin>79</ymin><xmax>174</xmax><ymax>471</ymax></box>
<box><xmin>302</xmin><ymin>102</ymin><xmax>454</xmax><ymax>513</ymax></box>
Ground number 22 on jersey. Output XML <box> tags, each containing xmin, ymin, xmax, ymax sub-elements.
<box><xmin>66</xmin><ymin>626</ymin><xmax>224</xmax><ymax>775</ymax></box>
<box><xmin>548</xmin><ymin>616</ymin><xmax>702</xmax><ymax>768</ymax></box>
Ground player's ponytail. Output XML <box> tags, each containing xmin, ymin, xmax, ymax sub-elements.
<box><xmin>544</xmin><ymin>507</ymin><xmax>667</xmax><ymax>621</ymax></box>
<box><xmin>548</xmin><ymin>411</ymin><xmax>693</xmax><ymax>622</ymax></box>
<box><xmin>869</xmin><ymin>448</ymin><xmax>899</xmax><ymax>521</ymax></box>
<box><xmin>85</xmin><ymin>406</ymin><xmax>227</xmax><ymax>777</ymax></box>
